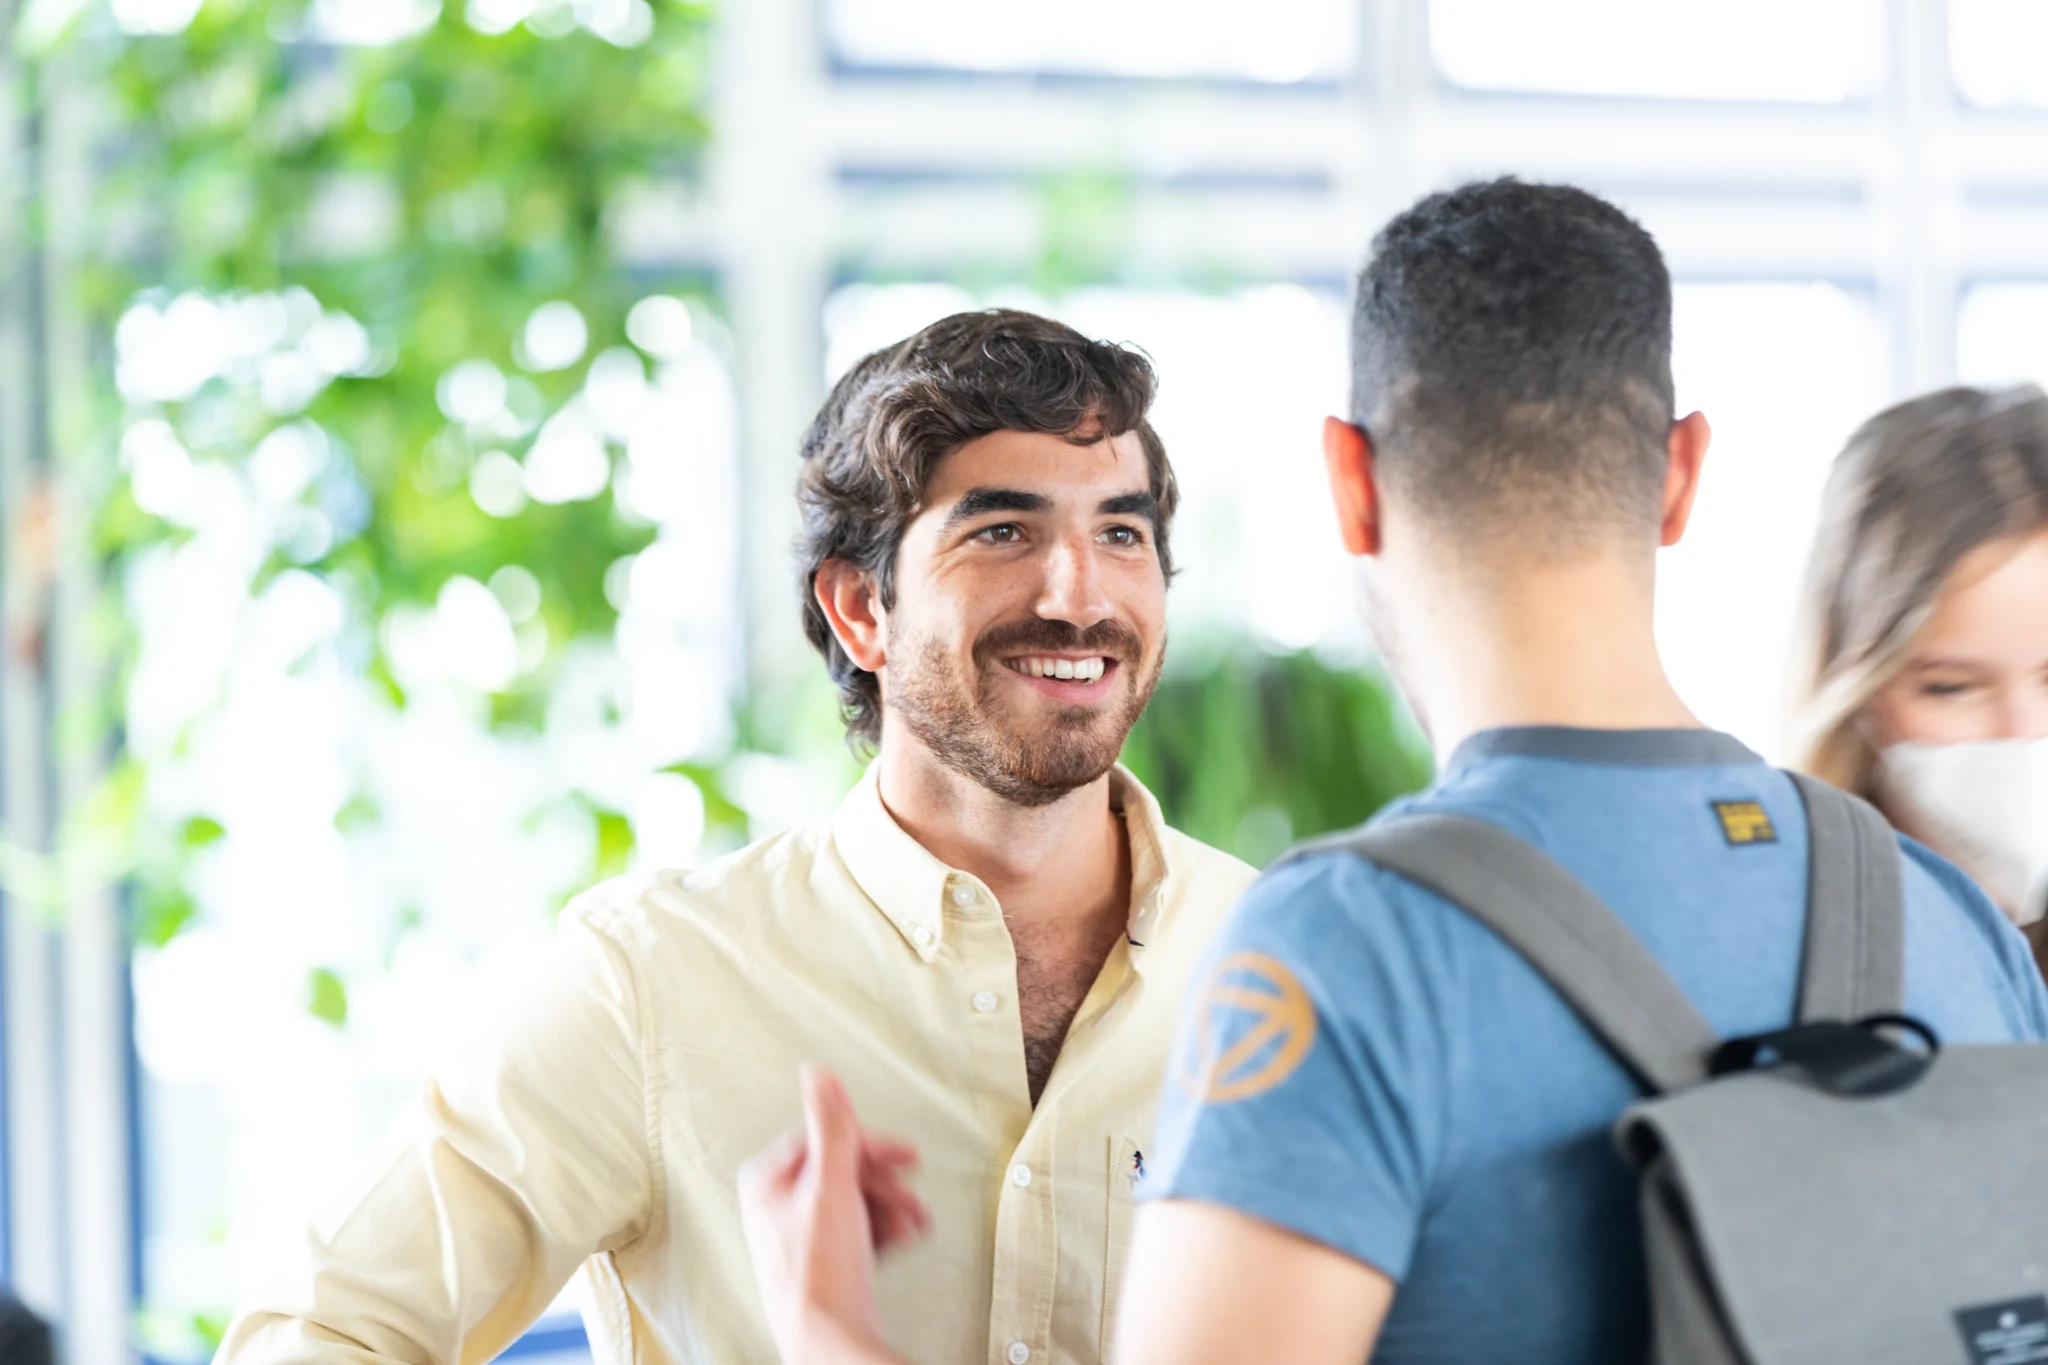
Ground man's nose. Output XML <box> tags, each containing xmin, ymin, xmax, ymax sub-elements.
<box><xmin>1035</xmin><ymin>534</ymin><xmax>1114</xmax><ymax>629</ymax></box>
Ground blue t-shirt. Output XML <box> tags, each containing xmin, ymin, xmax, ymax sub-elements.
<box><xmin>1145</xmin><ymin>727</ymin><xmax>2048</xmax><ymax>1364</ymax></box>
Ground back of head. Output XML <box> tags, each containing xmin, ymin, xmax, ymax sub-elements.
<box><xmin>1793</xmin><ymin>383</ymin><xmax>2048</xmax><ymax>793</ymax></box>
<box><xmin>1353</xmin><ymin>178</ymin><xmax>1675</xmax><ymax>559</ymax></box>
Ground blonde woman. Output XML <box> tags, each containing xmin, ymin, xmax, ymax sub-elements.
<box><xmin>1793</xmin><ymin>383</ymin><xmax>2048</xmax><ymax>975</ymax></box>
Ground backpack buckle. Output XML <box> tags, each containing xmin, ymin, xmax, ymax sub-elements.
<box><xmin>1708</xmin><ymin>1013</ymin><xmax>1941</xmax><ymax>1097</ymax></box>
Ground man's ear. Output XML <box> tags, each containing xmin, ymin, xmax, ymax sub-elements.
<box><xmin>1659</xmin><ymin>410</ymin><xmax>1712</xmax><ymax>549</ymax></box>
<box><xmin>813</xmin><ymin>559</ymin><xmax>887</xmax><ymax>673</ymax></box>
<box><xmin>1323</xmin><ymin>416</ymin><xmax>1383</xmax><ymax>557</ymax></box>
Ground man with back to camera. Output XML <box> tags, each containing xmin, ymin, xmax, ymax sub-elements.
<box><xmin>729</xmin><ymin>181</ymin><xmax>2048</xmax><ymax>1365</ymax></box>
<box><xmin>216</xmin><ymin>309</ymin><xmax>1255</xmax><ymax>1365</ymax></box>
<box><xmin>1108</xmin><ymin>178</ymin><xmax>2048</xmax><ymax>1363</ymax></box>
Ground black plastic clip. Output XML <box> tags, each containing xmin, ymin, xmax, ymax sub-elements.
<box><xmin>1708</xmin><ymin>1013</ymin><xmax>1941</xmax><ymax>1098</ymax></box>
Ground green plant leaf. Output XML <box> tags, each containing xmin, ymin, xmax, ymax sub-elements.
<box><xmin>306</xmin><ymin>967</ymin><xmax>349</xmax><ymax>1028</ymax></box>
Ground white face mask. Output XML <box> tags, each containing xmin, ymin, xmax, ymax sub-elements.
<box><xmin>1876</xmin><ymin>736</ymin><xmax>2048</xmax><ymax>928</ymax></box>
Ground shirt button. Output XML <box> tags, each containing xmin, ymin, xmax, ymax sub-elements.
<box><xmin>951</xmin><ymin>883</ymin><xmax>976</xmax><ymax>907</ymax></box>
<box><xmin>1007</xmin><ymin>1343</ymin><xmax>1031</xmax><ymax>1365</ymax></box>
<box><xmin>911</xmin><ymin>924</ymin><xmax>933</xmax><ymax>947</ymax></box>
<box><xmin>1009</xmin><ymin>1163</ymin><xmax>1032</xmax><ymax>1188</ymax></box>
<box><xmin>972</xmin><ymin>990</ymin><xmax>999</xmax><ymax>1014</ymax></box>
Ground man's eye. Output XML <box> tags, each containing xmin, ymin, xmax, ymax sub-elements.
<box><xmin>1100</xmin><ymin>525</ymin><xmax>1144</xmax><ymax>547</ymax></box>
<box><xmin>973</xmin><ymin>523</ymin><xmax>1022</xmax><ymax>545</ymax></box>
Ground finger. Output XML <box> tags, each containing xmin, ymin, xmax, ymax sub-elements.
<box><xmin>860</xmin><ymin>1134</ymin><xmax>922</xmax><ymax>1171</ymax></box>
<box><xmin>859</xmin><ymin>1162</ymin><xmax>932</xmax><ymax>1247</ymax></box>
<box><xmin>867</xmin><ymin>1183</ymin><xmax>933</xmax><ymax>1251</ymax></box>
<box><xmin>800</xmin><ymin>1064</ymin><xmax>862</xmax><ymax>1182</ymax></box>
<box><xmin>741</xmin><ymin>1125</ymin><xmax>808</xmax><ymax>1195</ymax></box>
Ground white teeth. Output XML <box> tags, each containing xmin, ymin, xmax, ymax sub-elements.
<box><xmin>1009</xmin><ymin>656</ymin><xmax>1109</xmax><ymax>683</ymax></box>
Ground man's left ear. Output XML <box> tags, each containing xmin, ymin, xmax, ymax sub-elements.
<box><xmin>1659</xmin><ymin>410</ymin><xmax>1712</xmax><ymax>549</ymax></box>
<box><xmin>1323</xmin><ymin>416</ymin><xmax>1383</xmax><ymax>557</ymax></box>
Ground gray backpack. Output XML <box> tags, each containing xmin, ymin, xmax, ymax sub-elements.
<box><xmin>1299</xmin><ymin>772</ymin><xmax>2048</xmax><ymax>1365</ymax></box>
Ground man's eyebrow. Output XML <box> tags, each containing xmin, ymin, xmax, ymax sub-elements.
<box><xmin>941</xmin><ymin>487</ymin><xmax>1051</xmax><ymax>530</ymax></box>
<box><xmin>1098</xmin><ymin>491</ymin><xmax>1159</xmax><ymax>522</ymax></box>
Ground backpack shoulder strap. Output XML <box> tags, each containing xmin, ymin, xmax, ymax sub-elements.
<box><xmin>1288</xmin><ymin>812</ymin><xmax>1718</xmax><ymax>1094</ymax></box>
<box><xmin>1786</xmin><ymin>771</ymin><xmax>1906</xmax><ymax>1021</ymax></box>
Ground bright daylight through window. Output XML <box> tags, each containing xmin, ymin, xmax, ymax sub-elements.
<box><xmin>1430</xmin><ymin>0</ymin><xmax>1881</xmax><ymax>101</ymax></box>
<box><xmin>826</xmin><ymin>0</ymin><xmax>1357</xmax><ymax>81</ymax></box>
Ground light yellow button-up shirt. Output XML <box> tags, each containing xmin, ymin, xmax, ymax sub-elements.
<box><xmin>219</xmin><ymin>764</ymin><xmax>1255</xmax><ymax>1365</ymax></box>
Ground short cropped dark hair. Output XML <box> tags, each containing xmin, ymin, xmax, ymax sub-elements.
<box><xmin>797</xmin><ymin>309</ymin><xmax>1178</xmax><ymax>745</ymax></box>
<box><xmin>1352</xmin><ymin>178</ymin><xmax>1675</xmax><ymax>546</ymax></box>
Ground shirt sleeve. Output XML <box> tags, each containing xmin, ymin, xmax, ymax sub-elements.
<box><xmin>216</xmin><ymin>897</ymin><xmax>658</xmax><ymax>1365</ymax></box>
<box><xmin>1900</xmin><ymin>836</ymin><xmax>2048</xmax><ymax>1042</ymax></box>
<box><xmin>1141</xmin><ymin>853</ymin><xmax>1449</xmax><ymax>1283</ymax></box>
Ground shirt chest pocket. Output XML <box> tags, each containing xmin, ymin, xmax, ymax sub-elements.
<box><xmin>1100</xmin><ymin>1136</ymin><xmax>1146</xmax><ymax>1363</ymax></box>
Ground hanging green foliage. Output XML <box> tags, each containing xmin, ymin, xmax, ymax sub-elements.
<box><xmin>91</xmin><ymin>0</ymin><xmax>715</xmax><ymax>649</ymax></box>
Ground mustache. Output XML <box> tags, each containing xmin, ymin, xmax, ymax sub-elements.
<box><xmin>974</xmin><ymin>617</ymin><xmax>1145</xmax><ymax>666</ymax></box>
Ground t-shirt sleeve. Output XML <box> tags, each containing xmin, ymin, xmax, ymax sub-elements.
<box><xmin>1900</xmin><ymin>836</ymin><xmax>2048</xmax><ymax>1042</ymax></box>
<box><xmin>1141</xmin><ymin>852</ymin><xmax>1450</xmax><ymax>1282</ymax></box>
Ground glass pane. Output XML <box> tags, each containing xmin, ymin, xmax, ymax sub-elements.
<box><xmin>825</xmin><ymin>283</ymin><xmax>1357</xmax><ymax>651</ymax></box>
<box><xmin>1430</xmin><ymin>0</ymin><xmax>1881</xmax><ymax>102</ymax></box>
<box><xmin>825</xmin><ymin>0</ymin><xmax>1356</xmax><ymax>83</ymax></box>
<box><xmin>1957</xmin><ymin>284</ymin><xmax>2048</xmax><ymax>385</ymax></box>
<box><xmin>1656</xmin><ymin>283</ymin><xmax>1886</xmax><ymax>756</ymax></box>
<box><xmin>1952</xmin><ymin>0</ymin><xmax>2048</xmax><ymax>108</ymax></box>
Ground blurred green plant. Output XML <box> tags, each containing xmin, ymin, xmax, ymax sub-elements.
<box><xmin>88</xmin><ymin>0</ymin><xmax>713</xmax><ymax>648</ymax></box>
<box><xmin>29</xmin><ymin>0</ymin><xmax>726</xmax><ymax>944</ymax></box>
<box><xmin>1121</xmin><ymin>644</ymin><xmax>1434</xmax><ymax>866</ymax></box>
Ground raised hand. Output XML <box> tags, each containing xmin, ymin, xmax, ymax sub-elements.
<box><xmin>738</xmin><ymin>1066</ymin><xmax>930</xmax><ymax>1365</ymax></box>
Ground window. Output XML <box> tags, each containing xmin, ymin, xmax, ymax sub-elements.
<box><xmin>1951</xmin><ymin>0</ymin><xmax>2048</xmax><ymax>108</ymax></box>
<box><xmin>1957</xmin><ymin>284</ymin><xmax>2048</xmax><ymax>386</ymax></box>
<box><xmin>1430</xmin><ymin>0</ymin><xmax>1881</xmax><ymax>102</ymax></box>
<box><xmin>824</xmin><ymin>0</ymin><xmax>1357</xmax><ymax>82</ymax></box>
<box><xmin>1656</xmin><ymin>282</ymin><xmax>1886</xmax><ymax>756</ymax></box>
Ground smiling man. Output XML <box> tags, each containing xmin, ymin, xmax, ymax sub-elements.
<box><xmin>217</xmin><ymin>309</ymin><xmax>1255</xmax><ymax>1365</ymax></box>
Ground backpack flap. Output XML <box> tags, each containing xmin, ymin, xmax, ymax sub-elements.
<box><xmin>1618</xmin><ymin>1046</ymin><xmax>2048</xmax><ymax>1365</ymax></box>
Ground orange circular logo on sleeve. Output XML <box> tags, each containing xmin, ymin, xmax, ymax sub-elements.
<box><xmin>1179</xmin><ymin>951</ymin><xmax>1318</xmax><ymax>1103</ymax></box>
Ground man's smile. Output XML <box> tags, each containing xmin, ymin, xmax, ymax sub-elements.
<box><xmin>999</xmin><ymin>653</ymin><xmax>1121</xmax><ymax>698</ymax></box>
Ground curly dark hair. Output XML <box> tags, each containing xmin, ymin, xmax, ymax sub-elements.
<box><xmin>797</xmin><ymin>309</ymin><xmax>1178</xmax><ymax>746</ymax></box>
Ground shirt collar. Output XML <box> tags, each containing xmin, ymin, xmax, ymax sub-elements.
<box><xmin>1445</xmin><ymin>725</ymin><xmax>1763</xmax><ymax>777</ymax></box>
<box><xmin>830</xmin><ymin>762</ymin><xmax>1176</xmax><ymax>965</ymax></box>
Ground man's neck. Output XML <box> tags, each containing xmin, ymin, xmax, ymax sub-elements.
<box><xmin>873</xmin><ymin>737</ymin><xmax>1130</xmax><ymax>935</ymax></box>
<box><xmin>1390</xmin><ymin>548</ymin><xmax>1703</xmax><ymax>765</ymax></box>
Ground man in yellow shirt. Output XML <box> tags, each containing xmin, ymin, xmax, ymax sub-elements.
<box><xmin>218</xmin><ymin>309</ymin><xmax>1255</xmax><ymax>1365</ymax></box>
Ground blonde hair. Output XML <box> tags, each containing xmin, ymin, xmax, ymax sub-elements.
<box><xmin>1790</xmin><ymin>384</ymin><xmax>2048</xmax><ymax>799</ymax></box>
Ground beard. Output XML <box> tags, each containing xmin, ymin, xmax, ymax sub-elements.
<box><xmin>887</xmin><ymin>616</ymin><xmax>1162</xmax><ymax>808</ymax></box>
